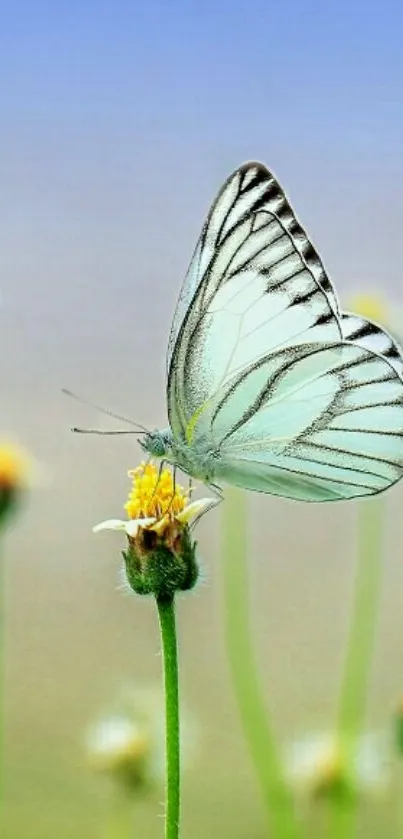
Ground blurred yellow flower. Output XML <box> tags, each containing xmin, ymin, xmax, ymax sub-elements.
<box><xmin>0</xmin><ymin>443</ymin><xmax>31</xmax><ymax>490</ymax></box>
<box><xmin>347</xmin><ymin>292</ymin><xmax>392</xmax><ymax>328</ymax></box>
<box><xmin>0</xmin><ymin>442</ymin><xmax>32</xmax><ymax>523</ymax></box>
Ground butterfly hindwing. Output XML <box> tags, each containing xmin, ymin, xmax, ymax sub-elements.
<box><xmin>342</xmin><ymin>312</ymin><xmax>403</xmax><ymax>378</ymax></box>
<box><xmin>211</xmin><ymin>342</ymin><xmax>403</xmax><ymax>501</ymax></box>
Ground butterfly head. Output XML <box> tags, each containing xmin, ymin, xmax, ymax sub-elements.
<box><xmin>139</xmin><ymin>428</ymin><xmax>173</xmax><ymax>460</ymax></box>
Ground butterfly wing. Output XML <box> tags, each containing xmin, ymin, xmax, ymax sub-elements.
<box><xmin>341</xmin><ymin>312</ymin><xmax>403</xmax><ymax>378</ymax></box>
<box><xmin>210</xmin><ymin>342</ymin><xmax>403</xmax><ymax>501</ymax></box>
<box><xmin>168</xmin><ymin>163</ymin><xmax>342</xmax><ymax>441</ymax></box>
<box><xmin>166</xmin><ymin>161</ymin><xmax>403</xmax><ymax>501</ymax></box>
<box><xmin>167</xmin><ymin>162</ymin><xmax>341</xmax><ymax>375</ymax></box>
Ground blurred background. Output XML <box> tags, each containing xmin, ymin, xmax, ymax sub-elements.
<box><xmin>1</xmin><ymin>1</ymin><xmax>403</xmax><ymax>836</ymax></box>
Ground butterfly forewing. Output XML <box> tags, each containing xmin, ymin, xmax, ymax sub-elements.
<box><xmin>168</xmin><ymin>204</ymin><xmax>342</xmax><ymax>440</ymax></box>
<box><xmin>167</xmin><ymin>162</ymin><xmax>340</xmax><ymax>378</ymax></box>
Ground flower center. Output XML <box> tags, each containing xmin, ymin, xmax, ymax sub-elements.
<box><xmin>124</xmin><ymin>462</ymin><xmax>188</xmax><ymax>520</ymax></box>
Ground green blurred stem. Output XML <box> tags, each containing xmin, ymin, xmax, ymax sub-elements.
<box><xmin>222</xmin><ymin>490</ymin><xmax>301</xmax><ymax>839</ymax></box>
<box><xmin>329</xmin><ymin>497</ymin><xmax>384</xmax><ymax>839</ymax></box>
<box><xmin>104</xmin><ymin>793</ymin><xmax>134</xmax><ymax>839</ymax></box>
<box><xmin>156</xmin><ymin>595</ymin><xmax>180</xmax><ymax>839</ymax></box>
<box><xmin>396</xmin><ymin>763</ymin><xmax>403</xmax><ymax>837</ymax></box>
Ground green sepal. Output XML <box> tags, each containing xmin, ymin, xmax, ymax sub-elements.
<box><xmin>122</xmin><ymin>525</ymin><xmax>199</xmax><ymax>599</ymax></box>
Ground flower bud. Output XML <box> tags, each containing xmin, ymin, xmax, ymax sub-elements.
<box><xmin>123</xmin><ymin>517</ymin><xmax>198</xmax><ymax>598</ymax></box>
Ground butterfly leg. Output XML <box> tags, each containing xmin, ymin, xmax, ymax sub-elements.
<box><xmin>161</xmin><ymin>464</ymin><xmax>178</xmax><ymax>517</ymax></box>
<box><xmin>188</xmin><ymin>481</ymin><xmax>223</xmax><ymax>530</ymax></box>
<box><xmin>150</xmin><ymin>460</ymin><xmax>166</xmax><ymax>514</ymax></box>
<box><xmin>207</xmin><ymin>481</ymin><xmax>224</xmax><ymax>502</ymax></box>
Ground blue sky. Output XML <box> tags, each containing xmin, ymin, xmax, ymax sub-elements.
<box><xmin>2</xmin><ymin>1</ymin><xmax>402</xmax><ymax>152</ymax></box>
<box><xmin>1</xmin><ymin>0</ymin><xmax>403</xmax><ymax>415</ymax></box>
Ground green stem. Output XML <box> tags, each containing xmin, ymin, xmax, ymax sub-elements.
<box><xmin>222</xmin><ymin>489</ymin><xmax>301</xmax><ymax>839</ymax></box>
<box><xmin>156</xmin><ymin>596</ymin><xmax>180</xmax><ymax>839</ymax></box>
<box><xmin>328</xmin><ymin>497</ymin><xmax>384</xmax><ymax>839</ymax></box>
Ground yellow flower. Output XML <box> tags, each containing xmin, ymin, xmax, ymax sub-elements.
<box><xmin>0</xmin><ymin>442</ymin><xmax>32</xmax><ymax>523</ymax></box>
<box><xmin>93</xmin><ymin>462</ymin><xmax>218</xmax><ymax>598</ymax></box>
<box><xmin>93</xmin><ymin>461</ymin><xmax>217</xmax><ymax>540</ymax></box>
<box><xmin>0</xmin><ymin>443</ymin><xmax>31</xmax><ymax>490</ymax></box>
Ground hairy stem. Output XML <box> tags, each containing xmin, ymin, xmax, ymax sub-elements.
<box><xmin>156</xmin><ymin>595</ymin><xmax>180</xmax><ymax>839</ymax></box>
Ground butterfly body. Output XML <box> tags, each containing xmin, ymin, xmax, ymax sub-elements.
<box><xmin>142</xmin><ymin>428</ymin><xmax>219</xmax><ymax>484</ymax></box>
<box><xmin>152</xmin><ymin>161</ymin><xmax>403</xmax><ymax>502</ymax></box>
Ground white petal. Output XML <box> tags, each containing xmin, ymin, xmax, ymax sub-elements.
<box><xmin>93</xmin><ymin>517</ymin><xmax>156</xmax><ymax>536</ymax></box>
<box><xmin>177</xmin><ymin>497</ymin><xmax>220</xmax><ymax>524</ymax></box>
<box><xmin>93</xmin><ymin>519</ymin><xmax>128</xmax><ymax>533</ymax></box>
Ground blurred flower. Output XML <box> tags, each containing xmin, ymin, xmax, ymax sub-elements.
<box><xmin>93</xmin><ymin>462</ymin><xmax>217</xmax><ymax>598</ymax></box>
<box><xmin>0</xmin><ymin>442</ymin><xmax>32</xmax><ymax>524</ymax></box>
<box><xmin>284</xmin><ymin>731</ymin><xmax>390</xmax><ymax>801</ymax></box>
<box><xmin>86</xmin><ymin>688</ymin><xmax>165</xmax><ymax>792</ymax></box>
<box><xmin>346</xmin><ymin>290</ymin><xmax>403</xmax><ymax>342</ymax></box>
<box><xmin>86</xmin><ymin>686</ymin><xmax>197</xmax><ymax>792</ymax></box>
<box><xmin>347</xmin><ymin>292</ymin><xmax>392</xmax><ymax>327</ymax></box>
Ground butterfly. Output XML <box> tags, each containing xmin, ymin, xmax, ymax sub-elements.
<box><xmin>140</xmin><ymin>161</ymin><xmax>403</xmax><ymax>502</ymax></box>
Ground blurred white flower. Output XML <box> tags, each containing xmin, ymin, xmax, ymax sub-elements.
<box><xmin>86</xmin><ymin>688</ymin><xmax>165</xmax><ymax>791</ymax></box>
<box><xmin>86</xmin><ymin>686</ymin><xmax>197</xmax><ymax>792</ymax></box>
<box><xmin>284</xmin><ymin>730</ymin><xmax>390</xmax><ymax>801</ymax></box>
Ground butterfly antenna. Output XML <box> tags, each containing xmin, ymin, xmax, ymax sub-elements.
<box><xmin>62</xmin><ymin>388</ymin><xmax>149</xmax><ymax>434</ymax></box>
<box><xmin>71</xmin><ymin>427</ymin><xmax>139</xmax><ymax>435</ymax></box>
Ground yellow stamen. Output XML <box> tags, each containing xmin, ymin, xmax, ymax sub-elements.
<box><xmin>124</xmin><ymin>462</ymin><xmax>188</xmax><ymax>520</ymax></box>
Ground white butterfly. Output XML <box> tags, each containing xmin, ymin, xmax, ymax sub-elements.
<box><xmin>141</xmin><ymin>161</ymin><xmax>403</xmax><ymax>502</ymax></box>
